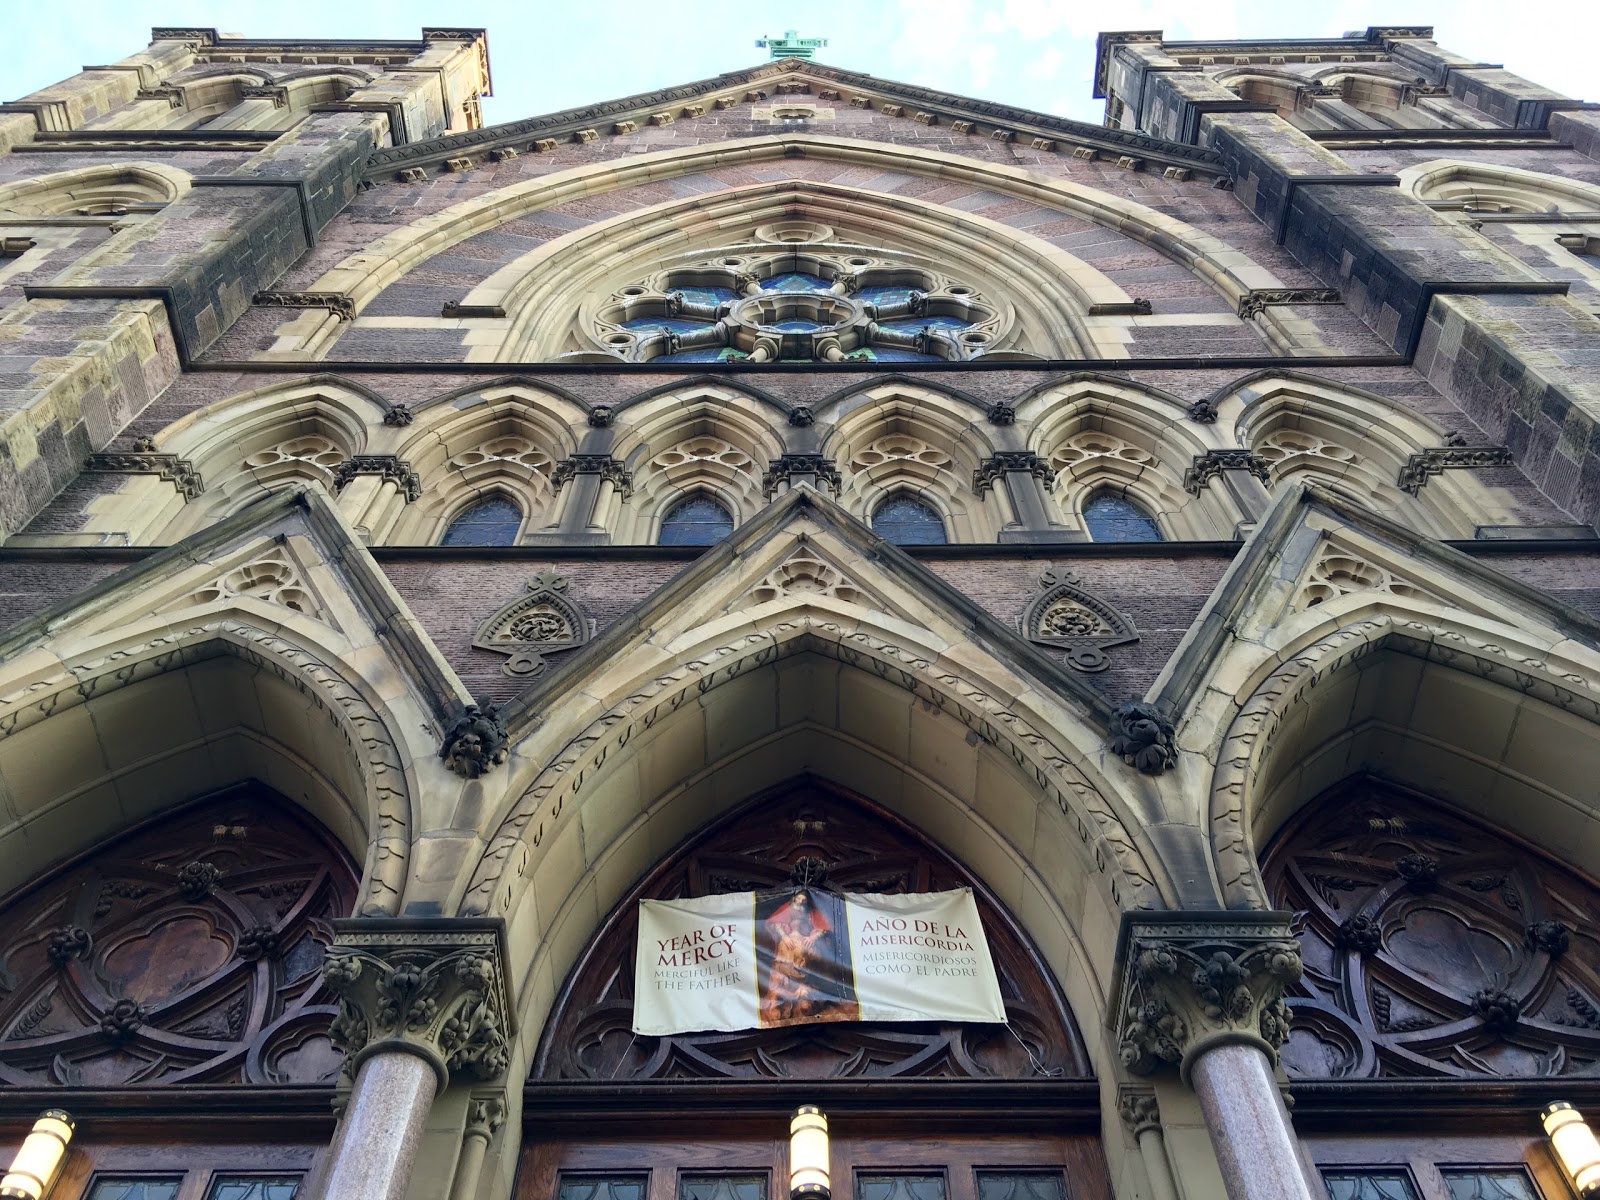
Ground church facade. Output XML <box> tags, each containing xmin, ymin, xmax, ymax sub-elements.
<box><xmin>0</xmin><ymin>20</ymin><xmax>1598</xmax><ymax>1200</ymax></box>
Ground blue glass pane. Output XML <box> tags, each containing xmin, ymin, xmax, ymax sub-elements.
<box><xmin>1083</xmin><ymin>493</ymin><xmax>1163</xmax><ymax>542</ymax></box>
<box><xmin>88</xmin><ymin>1182</ymin><xmax>184</xmax><ymax>1200</ymax></box>
<box><xmin>872</xmin><ymin>496</ymin><xmax>948</xmax><ymax>545</ymax></box>
<box><xmin>770</xmin><ymin>319</ymin><xmax>823</xmax><ymax>332</ymax></box>
<box><xmin>660</xmin><ymin>495</ymin><xmax>734</xmax><ymax>546</ymax></box>
<box><xmin>621</xmin><ymin>316</ymin><xmax>714</xmax><ymax>333</ymax></box>
<box><xmin>861</xmin><ymin>347</ymin><xmax>941</xmax><ymax>362</ymax></box>
<box><xmin>759</xmin><ymin>272</ymin><xmax>831</xmax><ymax>293</ymax></box>
<box><xmin>207</xmin><ymin>1177</ymin><xmax>304</xmax><ymax>1200</ymax></box>
<box><xmin>674</xmin><ymin>286</ymin><xmax>740</xmax><ymax>305</ymax></box>
<box><xmin>879</xmin><ymin>315</ymin><xmax>974</xmax><ymax>330</ymax></box>
<box><xmin>855</xmin><ymin>286</ymin><xmax>917</xmax><ymax>305</ymax></box>
<box><xmin>441</xmin><ymin>497</ymin><xmax>523</xmax><ymax>546</ymax></box>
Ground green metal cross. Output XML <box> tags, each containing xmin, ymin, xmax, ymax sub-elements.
<box><xmin>756</xmin><ymin>30</ymin><xmax>828</xmax><ymax>61</ymax></box>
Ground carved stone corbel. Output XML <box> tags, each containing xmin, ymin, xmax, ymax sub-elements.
<box><xmin>972</xmin><ymin>451</ymin><xmax>1053</xmax><ymax>496</ymax></box>
<box><xmin>440</xmin><ymin>704</ymin><xmax>510</xmax><ymax>778</ymax></box>
<box><xmin>321</xmin><ymin>918</ymin><xmax>515</xmax><ymax>1087</ymax></box>
<box><xmin>1112</xmin><ymin>914</ymin><xmax>1303</xmax><ymax>1080</ymax></box>
<box><xmin>1183</xmin><ymin>449</ymin><xmax>1271</xmax><ymax>494</ymax></box>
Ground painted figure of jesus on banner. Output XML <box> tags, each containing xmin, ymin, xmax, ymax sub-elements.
<box><xmin>755</xmin><ymin>889</ymin><xmax>860</xmax><ymax>1027</ymax></box>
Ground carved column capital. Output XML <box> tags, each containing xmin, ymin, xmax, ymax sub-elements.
<box><xmin>1112</xmin><ymin>913</ymin><xmax>1303</xmax><ymax>1080</ymax></box>
<box><xmin>553</xmin><ymin>455</ymin><xmax>634</xmax><ymax>499</ymax></box>
<box><xmin>1118</xmin><ymin>1088</ymin><xmax>1162</xmax><ymax>1135</ymax></box>
<box><xmin>322</xmin><ymin>918</ymin><xmax>516</xmax><ymax>1088</ymax></box>
<box><xmin>762</xmin><ymin>454</ymin><xmax>842</xmax><ymax>498</ymax></box>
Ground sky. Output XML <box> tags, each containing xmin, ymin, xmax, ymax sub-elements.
<box><xmin>3</xmin><ymin>1</ymin><xmax>1596</xmax><ymax>129</ymax></box>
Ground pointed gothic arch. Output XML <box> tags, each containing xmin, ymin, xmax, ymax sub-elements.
<box><xmin>0</xmin><ymin>785</ymin><xmax>359</xmax><ymax>1087</ymax></box>
<box><xmin>286</xmin><ymin>134</ymin><xmax>1299</xmax><ymax>358</ymax></box>
<box><xmin>533</xmin><ymin>778</ymin><xmax>1093</xmax><ymax>1082</ymax></box>
<box><xmin>1399</xmin><ymin>159</ymin><xmax>1600</xmax><ymax>214</ymax></box>
<box><xmin>1261</xmin><ymin>775</ymin><xmax>1600</xmax><ymax>1080</ymax></box>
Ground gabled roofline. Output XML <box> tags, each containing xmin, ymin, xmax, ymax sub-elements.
<box><xmin>366</xmin><ymin>57</ymin><xmax>1223</xmax><ymax>182</ymax></box>
<box><xmin>1149</xmin><ymin>482</ymin><xmax>1600</xmax><ymax>722</ymax></box>
<box><xmin>494</xmin><ymin>483</ymin><xmax>1119</xmax><ymax>742</ymax></box>
<box><xmin>0</xmin><ymin>486</ymin><xmax>465</xmax><ymax>725</ymax></box>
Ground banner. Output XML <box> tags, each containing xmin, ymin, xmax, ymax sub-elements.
<box><xmin>632</xmin><ymin>886</ymin><xmax>1005</xmax><ymax>1035</ymax></box>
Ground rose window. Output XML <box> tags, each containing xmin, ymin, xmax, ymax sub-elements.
<box><xmin>594</xmin><ymin>229</ymin><xmax>1002</xmax><ymax>364</ymax></box>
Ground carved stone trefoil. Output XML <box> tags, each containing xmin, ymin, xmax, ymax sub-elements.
<box><xmin>1113</xmin><ymin>914</ymin><xmax>1303</xmax><ymax>1079</ymax></box>
<box><xmin>1020</xmin><ymin>568</ymin><xmax>1138</xmax><ymax>672</ymax></box>
<box><xmin>321</xmin><ymin>917</ymin><xmax>515</xmax><ymax>1085</ymax></box>
<box><xmin>1107</xmin><ymin>703</ymin><xmax>1177</xmax><ymax>775</ymax></box>
<box><xmin>440</xmin><ymin>705</ymin><xmax>510</xmax><ymax>778</ymax></box>
<box><xmin>472</xmin><ymin>571</ymin><xmax>595</xmax><ymax>677</ymax></box>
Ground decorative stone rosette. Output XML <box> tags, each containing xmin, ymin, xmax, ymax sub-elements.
<box><xmin>1113</xmin><ymin>914</ymin><xmax>1303</xmax><ymax>1080</ymax></box>
<box><xmin>321</xmin><ymin>918</ymin><xmax>515</xmax><ymax>1086</ymax></box>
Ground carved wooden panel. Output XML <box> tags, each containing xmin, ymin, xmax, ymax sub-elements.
<box><xmin>0</xmin><ymin>787</ymin><xmax>357</xmax><ymax>1086</ymax></box>
<box><xmin>533</xmin><ymin>779</ymin><xmax>1091</xmax><ymax>1081</ymax></box>
<box><xmin>1262</xmin><ymin>777</ymin><xmax>1600</xmax><ymax>1078</ymax></box>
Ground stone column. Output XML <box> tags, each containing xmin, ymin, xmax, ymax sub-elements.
<box><xmin>313</xmin><ymin>918</ymin><xmax>514</xmax><ymax>1200</ymax></box>
<box><xmin>1114</xmin><ymin>914</ymin><xmax>1312</xmax><ymax>1200</ymax></box>
<box><xmin>535</xmin><ymin>455</ymin><xmax>632</xmax><ymax>544</ymax></box>
<box><xmin>1119</xmin><ymin>1092</ymin><xmax>1180</xmax><ymax>1200</ymax></box>
<box><xmin>447</xmin><ymin>1095</ymin><xmax>508</xmax><ymax>1200</ymax></box>
<box><xmin>763</xmin><ymin>455</ymin><xmax>842</xmax><ymax>500</ymax></box>
<box><xmin>973</xmin><ymin>452</ymin><xmax>1068</xmax><ymax>543</ymax></box>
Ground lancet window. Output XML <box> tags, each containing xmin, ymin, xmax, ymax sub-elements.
<box><xmin>594</xmin><ymin>225</ymin><xmax>1001</xmax><ymax>364</ymax></box>
<box><xmin>441</xmin><ymin>495</ymin><xmax>524</xmax><ymax>546</ymax></box>
<box><xmin>871</xmin><ymin>494</ymin><xmax>949</xmax><ymax>545</ymax></box>
<box><xmin>658</xmin><ymin>494</ymin><xmax>735</xmax><ymax>546</ymax></box>
<box><xmin>1082</xmin><ymin>492</ymin><xmax>1163</xmax><ymax>542</ymax></box>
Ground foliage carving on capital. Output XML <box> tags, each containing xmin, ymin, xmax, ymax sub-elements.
<box><xmin>322</xmin><ymin>919</ymin><xmax>514</xmax><ymax>1085</ymax></box>
<box><xmin>1114</xmin><ymin>915</ymin><xmax>1303</xmax><ymax>1078</ymax></box>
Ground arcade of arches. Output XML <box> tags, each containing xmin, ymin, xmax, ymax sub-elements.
<box><xmin>3</xmin><ymin>18</ymin><xmax>1600</xmax><ymax>1200</ymax></box>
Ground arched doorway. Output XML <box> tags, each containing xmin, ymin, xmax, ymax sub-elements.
<box><xmin>518</xmin><ymin>778</ymin><xmax>1108</xmax><ymax>1200</ymax></box>
<box><xmin>1260</xmin><ymin>774</ymin><xmax>1600</xmax><ymax>1200</ymax></box>
<box><xmin>0</xmin><ymin>785</ymin><xmax>358</xmax><ymax>1198</ymax></box>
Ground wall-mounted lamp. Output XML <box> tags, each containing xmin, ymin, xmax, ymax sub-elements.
<box><xmin>789</xmin><ymin>1105</ymin><xmax>830</xmax><ymax>1200</ymax></box>
<box><xmin>1544</xmin><ymin>1102</ymin><xmax>1600</xmax><ymax>1200</ymax></box>
<box><xmin>0</xmin><ymin>1109</ymin><xmax>74</xmax><ymax>1200</ymax></box>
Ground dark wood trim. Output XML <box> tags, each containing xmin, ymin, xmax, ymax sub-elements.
<box><xmin>522</xmin><ymin>1080</ymin><xmax>1104</xmax><ymax>1128</ymax></box>
<box><xmin>1290</xmin><ymin>1080</ymin><xmax>1600</xmax><ymax>1133</ymax></box>
<box><xmin>0</xmin><ymin>1086</ymin><xmax>336</xmax><ymax>1126</ymax></box>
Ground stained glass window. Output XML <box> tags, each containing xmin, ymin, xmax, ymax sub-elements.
<box><xmin>659</xmin><ymin>494</ymin><xmax>734</xmax><ymax>546</ymax></box>
<box><xmin>441</xmin><ymin>496</ymin><xmax>523</xmax><ymax>546</ymax></box>
<box><xmin>206</xmin><ymin>1177</ymin><xmax>304</xmax><ymax>1200</ymax></box>
<box><xmin>559</xmin><ymin>1176</ymin><xmax>649</xmax><ymax>1200</ymax></box>
<box><xmin>1082</xmin><ymin>492</ymin><xmax>1163</xmax><ymax>542</ymax></box>
<box><xmin>1441</xmin><ymin>1170</ymin><xmax>1541</xmax><ymax>1200</ymax></box>
<box><xmin>975</xmin><ymin>1172</ymin><xmax>1067</xmax><ymax>1200</ymax></box>
<box><xmin>859</xmin><ymin>1175</ymin><xmax>947</xmax><ymax>1200</ymax></box>
<box><xmin>871</xmin><ymin>495</ymin><xmax>948</xmax><ymax>545</ymax></box>
<box><xmin>680</xmin><ymin>1175</ymin><xmax>767</xmax><ymax>1200</ymax></box>
<box><xmin>87</xmin><ymin>1181</ymin><xmax>184</xmax><ymax>1200</ymax></box>
<box><xmin>1321</xmin><ymin>1172</ymin><xmax>1421</xmax><ymax>1200</ymax></box>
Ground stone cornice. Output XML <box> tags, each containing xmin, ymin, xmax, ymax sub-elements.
<box><xmin>84</xmin><ymin>452</ymin><xmax>204</xmax><ymax>499</ymax></box>
<box><xmin>364</xmin><ymin>59</ymin><xmax>1222</xmax><ymax>181</ymax></box>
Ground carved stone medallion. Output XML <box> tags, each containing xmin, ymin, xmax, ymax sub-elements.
<box><xmin>1019</xmin><ymin>568</ymin><xmax>1138</xmax><ymax>672</ymax></box>
<box><xmin>472</xmin><ymin>571</ymin><xmax>595</xmax><ymax>677</ymax></box>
